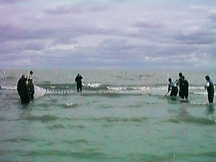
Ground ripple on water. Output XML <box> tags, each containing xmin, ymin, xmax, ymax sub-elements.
<box><xmin>63</xmin><ymin>139</ymin><xmax>89</xmax><ymax>145</ymax></box>
<box><xmin>166</xmin><ymin>116</ymin><xmax>216</xmax><ymax>126</ymax></box>
<box><xmin>47</xmin><ymin>124</ymin><xmax>66</xmax><ymax>130</ymax></box>
<box><xmin>2</xmin><ymin>137</ymin><xmax>35</xmax><ymax>143</ymax></box>
<box><xmin>21</xmin><ymin>114</ymin><xmax>59</xmax><ymax>122</ymax></box>
<box><xmin>64</xmin><ymin>103</ymin><xmax>79</xmax><ymax>109</ymax></box>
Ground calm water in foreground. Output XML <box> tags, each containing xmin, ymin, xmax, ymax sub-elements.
<box><xmin>0</xmin><ymin>70</ymin><xmax>216</xmax><ymax>162</ymax></box>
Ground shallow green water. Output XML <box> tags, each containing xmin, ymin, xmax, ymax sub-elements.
<box><xmin>0</xmin><ymin>70</ymin><xmax>216</xmax><ymax>162</ymax></box>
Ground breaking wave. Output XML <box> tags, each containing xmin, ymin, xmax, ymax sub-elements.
<box><xmin>1</xmin><ymin>83</ymin><xmax>214</xmax><ymax>98</ymax></box>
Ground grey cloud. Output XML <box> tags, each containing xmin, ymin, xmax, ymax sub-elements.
<box><xmin>120</xmin><ymin>19</ymin><xmax>167</xmax><ymax>43</ymax></box>
<box><xmin>133</xmin><ymin>19</ymin><xmax>163</xmax><ymax>29</ymax></box>
<box><xmin>0</xmin><ymin>21</ymin><xmax>59</xmax><ymax>43</ymax></box>
<box><xmin>0</xmin><ymin>0</ymin><xmax>20</xmax><ymax>4</ymax></box>
<box><xmin>207</xmin><ymin>46</ymin><xmax>216</xmax><ymax>60</ymax></box>
<box><xmin>172</xmin><ymin>29</ymin><xmax>216</xmax><ymax>45</ymax></box>
<box><xmin>52</xmin><ymin>38</ymin><xmax>78</xmax><ymax>46</ymax></box>
<box><xmin>99</xmin><ymin>39</ymin><xmax>135</xmax><ymax>52</ymax></box>
<box><xmin>36</xmin><ymin>39</ymin><xmax>139</xmax><ymax>68</ymax></box>
<box><xmin>0</xmin><ymin>0</ymin><xmax>215</xmax><ymax>70</ymax></box>
<box><xmin>88</xmin><ymin>6</ymin><xmax>107</xmax><ymax>12</ymax></box>
<box><xmin>44</xmin><ymin>2</ymin><xmax>108</xmax><ymax>15</ymax></box>
<box><xmin>45</xmin><ymin>5</ymin><xmax>84</xmax><ymax>15</ymax></box>
<box><xmin>190</xmin><ymin>5</ymin><xmax>208</xmax><ymax>11</ymax></box>
<box><xmin>90</xmin><ymin>35</ymin><xmax>214</xmax><ymax>69</ymax></box>
<box><xmin>209</xmin><ymin>12</ymin><xmax>216</xmax><ymax>21</ymax></box>
<box><xmin>0</xmin><ymin>42</ymin><xmax>45</xmax><ymax>59</ymax></box>
<box><xmin>0</xmin><ymin>22</ymin><xmax>110</xmax><ymax>45</ymax></box>
<box><xmin>23</xmin><ymin>43</ymin><xmax>46</xmax><ymax>51</ymax></box>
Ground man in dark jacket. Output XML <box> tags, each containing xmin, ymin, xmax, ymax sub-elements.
<box><xmin>17</xmin><ymin>75</ymin><xmax>30</xmax><ymax>104</ymax></box>
<box><xmin>75</xmin><ymin>74</ymin><xmax>83</xmax><ymax>92</ymax></box>
<box><xmin>178</xmin><ymin>73</ymin><xmax>184</xmax><ymax>97</ymax></box>
<box><xmin>181</xmin><ymin>76</ymin><xmax>189</xmax><ymax>100</ymax></box>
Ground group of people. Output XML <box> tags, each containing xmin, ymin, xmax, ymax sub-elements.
<box><xmin>167</xmin><ymin>72</ymin><xmax>214</xmax><ymax>104</ymax></box>
<box><xmin>167</xmin><ymin>73</ymin><xmax>189</xmax><ymax>100</ymax></box>
<box><xmin>17</xmin><ymin>71</ymin><xmax>214</xmax><ymax>105</ymax></box>
<box><xmin>17</xmin><ymin>71</ymin><xmax>35</xmax><ymax>104</ymax></box>
<box><xmin>17</xmin><ymin>72</ymin><xmax>83</xmax><ymax>104</ymax></box>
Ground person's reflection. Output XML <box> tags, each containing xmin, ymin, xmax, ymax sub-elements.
<box><xmin>206</xmin><ymin>104</ymin><xmax>215</xmax><ymax>121</ymax></box>
<box><xmin>178</xmin><ymin>105</ymin><xmax>189</xmax><ymax>117</ymax></box>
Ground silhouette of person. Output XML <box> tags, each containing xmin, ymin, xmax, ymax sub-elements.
<box><xmin>17</xmin><ymin>75</ymin><xmax>30</xmax><ymax>104</ymax></box>
<box><xmin>205</xmin><ymin>75</ymin><xmax>214</xmax><ymax>104</ymax></box>
<box><xmin>178</xmin><ymin>72</ymin><xmax>184</xmax><ymax>97</ymax></box>
<box><xmin>28</xmin><ymin>71</ymin><xmax>35</xmax><ymax>100</ymax></box>
<box><xmin>181</xmin><ymin>76</ymin><xmax>189</xmax><ymax>100</ymax></box>
<box><xmin>75</xmin><ymin>74</ymin><xmax>83</xmax><ymax>92</ymax></box>
<box><xmin>168</xmin><ymin>78</ymin><xmax>178</xmax><ymax>97</ymax></box>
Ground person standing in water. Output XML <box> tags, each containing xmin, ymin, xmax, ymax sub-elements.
<box><xmin>167</xmin><ymin>78</ymin><xmax>178</xmax><ymax>97</ymax></box>
<box><xmin>205</xmin><ymin>75</ymin><xmax>214</xmax><ymax>104</ymax></box>
<box><xmin>28</xmin><ymin>71</ymin><xmax>35</xmax><ymax>100</ymax></box>
<box><xmin>178</xmin><ymin>72</ymin><xmax>184</xmax><ymax>97</ymax></box>
<box><xmin>75</xmin><ymin>74</ymin><xmax>83</xmax><ymax>92</ymax></box>
<box><xmin>181</xmin><ymin>76</ymin><xmax>189</xmax><ymax>100</ymax></box>
<box><xmin>17</xmin><ymin>75</ymin><xmax>30</xmax><ymax>104</ymax></box>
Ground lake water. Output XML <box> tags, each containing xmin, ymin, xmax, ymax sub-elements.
<box><xmin>0</xmin><ymin>70</ymin><xmax>216</xmax><ymax>162</ymax></box>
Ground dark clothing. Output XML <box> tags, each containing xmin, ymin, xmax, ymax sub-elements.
<box><xmin>75</xmin><ymin>75</ymin><xmax>83</xmax><ymax>92</ymax></box>
<box><xmin>208</xmin><ymin>96</ymin><xmax>214</xmax><ymax>104</ymax></box>
<box><xmin>206</xmin><ymin>80</ymin><xmax>214</xmax><ymax>103</ymax></box>
<box><xmin>168</xmin><ymin>81</ymin><xmax>178</xmax><ymax>97</ymax></box>
<box><xmin>28</xmin><ymin>77</ymin><xmax>34</xmax><ymax>99</ymax></box>
<box><xmin>17</xmin><ymin>77</ymin><xmax>30</xmax><ymax>104</ymax></box>
<box><xmin>178</xmin><ymin>77</ymin><xmax>184</xmax><ymax>97</ymax></box>
<box><xmin>181</xmin><ymin>79</ymin><xmax>189</xmax><ymax>100</ymax></box>
<box><xmin>170</xmin><ymin>86</ymin><xmax>178</xmax><ymax>97</ymax></box>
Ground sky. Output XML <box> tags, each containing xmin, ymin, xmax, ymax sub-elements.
<box><xmin>0</xmin><ymin>0</ymin><xmax>215</xmax><ymax>70</ymax></box>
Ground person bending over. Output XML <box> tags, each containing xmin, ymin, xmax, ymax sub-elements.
<box><xmin>168</xmin><ymin>78</ymin><xmax>178</xmax><ymax>97</ymax></box>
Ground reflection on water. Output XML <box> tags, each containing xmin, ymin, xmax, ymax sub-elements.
<box><xmin>206</xmin><ymin>104</ymin><xmax>215</xmax><ymax>122</ymax></box>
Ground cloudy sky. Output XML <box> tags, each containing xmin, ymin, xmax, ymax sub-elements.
<box><xmin>0</xmin><ymin>0</ymin><xmax>215</xmax><ymax>70</ymax></box>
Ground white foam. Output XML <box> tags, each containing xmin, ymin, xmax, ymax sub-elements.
<box><xmin>50</xmin><ymin>86</ymin><xmax>56</xmax><ymax>89</ymax></box>
<box><xmin>0</xmin><ymin>86</ymin><xmax>17</xmax><ymax>90</ymax></box>
<box><xmin>131</xmin><ymin>87</ymin><xmax>149</xmax><ymax>91</ymax></box>
<box><xmin>190</xmin><ymin>86</ymin><xmax>205</xmax><ymax>90</ymax></box>
<box><xmin>86</xmin><ymin>83</ymin><xmax>101</xmax><ymax>88</ymax></box>
<box><xmin>106</xmin><ymin>86</ymin><xmax>127</xmax><ymax>91</ymax></box>
<box><xmin>66</xmin><ymin>102</ymin><xmax>73</xmax><ymax>106</ymax></box>
<box><xmin>34</xmin><ymin>85</ymin><xmax>47</xmax><ymax>98</ymax></box>
<box><xmin>191</xmin><ymin>92</ymin><xmax>207</xmax><ymax>95</ymax></box>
